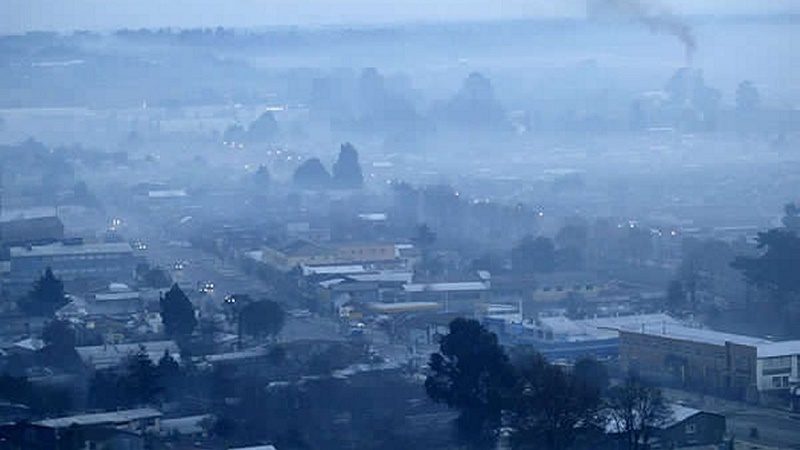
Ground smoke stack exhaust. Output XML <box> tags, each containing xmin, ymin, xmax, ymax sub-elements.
<box><xmin>591</xmin><ymin>0</ymin><xmax>696</xmax><ymax>67</ymax></box>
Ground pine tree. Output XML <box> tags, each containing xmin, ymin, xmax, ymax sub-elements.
<box><xmin>159</xmin><ymin>284</ymin><xmax>197</xmax><ymax>339</ymax></box>
<box><xmin>332</xmin><ymin>142</ymin><xmax>364</xmax><ymax>189</ymax></box>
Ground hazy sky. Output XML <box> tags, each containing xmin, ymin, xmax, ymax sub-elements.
<box><xmin>4</xmin><ymin>0</ymin><xmax>800</xmax><ymax>34</ymax></box>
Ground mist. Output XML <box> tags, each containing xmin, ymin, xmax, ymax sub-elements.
<box><xmin>1</xmin><ymin>2</ymin><xmax>800</xmax><ymax>450</ymax></box>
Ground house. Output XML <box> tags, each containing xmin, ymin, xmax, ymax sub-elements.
<box><xmin>57</xmin><ymin>283</ymin><xmax>144</xmax><ymax>320</ymax></box>
<box><xmin>159</xmin><ymin>414</ymin><xmax>213</xmax><ymax>439</ymax></box>
<box><xmin>76</xmin><ymin>341</ymin><xmax>180</xmax><ymax>371</ymax></box>
<box><xmin>603</xmin><ymin>403</ymin><xmax>726</xmax><ymax>449</ymax></box>
<box><xmin>0</xmin><ymin>408</ymin><xmax>162</xmax><ymax>449</ymax></box>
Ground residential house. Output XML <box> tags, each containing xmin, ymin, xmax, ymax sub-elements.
<box><xmin>76</xmin><ymin>341</ymin><xmax>180</xmax><ymax>371</ymax></box>
<box><xmin>0</xmin><ymin>408</ymin><xmax>161</xmax><ymax>450</ymax></box>
<box><xmin>603</xmin><ymin>403</ymin><xmax>726</xmax><ymax>449</ymax></box>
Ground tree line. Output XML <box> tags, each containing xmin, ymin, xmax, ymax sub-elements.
<box><xmin>426</xmin><ymin>318</ymin><xmax>671</xmax><ymax>450</ymax></box>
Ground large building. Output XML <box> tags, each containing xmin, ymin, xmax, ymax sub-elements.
<box><xmin>618</xmin><ymin>322</ymin><xmax>771</xmax><ymax>399</ymax></box>
<box><xmin>0</xmin><ymin>213</ymin><xmax>64</xmax><ymax>247</ymax></box>
<box><xmin>8</xmin><ymin>240</ymin><xmax>137</xmax><ymax>291</ymax></box>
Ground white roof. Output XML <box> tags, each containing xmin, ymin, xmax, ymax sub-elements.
<box><xmin>357</xmin><ymin>213</ymin><xmax>387</xmax><ymax>221</ymax></box>
<box><xmin>618</xmin><ymin>322</ymin><xmax>771</xmax><ymax>347</ymax></box>
<box><xmin>404</xmin><ymin>282</ymin><xmax>489</xmax><ymax>293</ymax></box>
<box><xmin>10</xmin><ymin>242</ymin><xmax>133</xmax><ymax>258</ymax></box>
<box><xmin>11</xmin><ymin>337</ymin><xmax>45</xmax><ymax>352</ymax></box>
<box><xmin>160</xmin><ymin>414</ymin><xmax>213</xmax><ymax>435</ymax></box>
<box><xmin>229</xmin><ymin>446</ymin><xmax>277</xmax><ymax>450</ymax></box>
<box><xmin>605</xmin><ymin>403</ymin><xmax>702</xmax><ymax>433</ymax></box>
<box><xmin>367</xmin><ymin>302</ymin><xmax>441</xmax><ymax>313</ymax></box>
<box><xmin>0</xmin><ymin>207</ymin><xmax>57</xmax><ymax>222</ymax></box>
<box><xmin>35</xmin><ymin>408</ymin><xmax>162</xmax><ymax>428</ymax></box>
<box><xmin>148</xmin><ymin>189</ymin><xmax>188</xmax><ymax>198</ymax></box>
<box><xmin>758</xmin><ymin>341</ymin><xmax>800</xmax><ymax>358</ymax></box>
<box><xmin>76</xmin><ymin>341</ymin><xmax>179</xmax><ymax>370</ymax></box>
<box><xmin>302</xmin><ymin>264</ymin><xmax>368</xmax><ymax>276</ymax></box>
<box><xmin>349</xmin><ymin>271</ymin><xmax>413</xmax><ymax>283</ymax></box>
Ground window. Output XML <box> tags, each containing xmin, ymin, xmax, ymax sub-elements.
<box><xmin>772</xmin><ymin>376</ymin><xmax>783</xmax><ymax>388</ymax></box>
<box><xmin>685</xmin><ymin>424</ymin><xmax>696</xmax><ymax>434</ymax></box>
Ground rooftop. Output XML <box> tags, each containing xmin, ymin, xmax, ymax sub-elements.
<box><xmin>618</xmin><ymin>322</ymin><xmax>771</xmax><ymax>348</ymax></box>
<box><xmin>367</xmin><ymin>302</ymin><xmax>441</xmax><ymax>313</ymax></box>
<box><xmin>605</xmin><ymin>403</ymin><xmax>706</xmax><ymax>433</ymax></box>
<box><xmin>404</xmin><ymin>281</ymin><xmax>489</xmax><ymax>293</ymax></box>
<box><xmin>76</xmin><ymin>341</ymin><xmax>179</xmax><ymax>370</ymax></box>
<box><xmin>10</xmin><ymin>241</ymin><xmax>133</xmax><ymax>258</ymax></box>
<box><xmin>229</xmin><ymin>446</ymin><xmax>277</xmax><ymax>450</ymax></box>
<box><xmin>159</xmin><ymin>414</ymin><xmax>212</xmax><ymax>435</ymax></box>
<box><xmin>758</xmin><ymin>340</ymin><xmax>800</xmax><ymax>358</ymax></box>
<box><xmin>35</xmin><ymin>408</ymin><xmax>162</xmax><ymax>429</ymax></box>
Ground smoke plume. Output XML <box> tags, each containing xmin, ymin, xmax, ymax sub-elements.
<box><xmin>595</xmin><ymin>0</ymin><xmax>696</xmax><ymax>66</ymax></box>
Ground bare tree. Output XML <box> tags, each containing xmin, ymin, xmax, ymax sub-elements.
<box><xmin>605</xmin><ymin>375</ymin><xmax>672</xmax><ymax>450</ymax></box>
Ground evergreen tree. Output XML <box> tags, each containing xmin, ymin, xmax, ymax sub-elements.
<box><xmin>332</xmin><ymin>142</ymin><xmax>364</xmax><ymax>189</ymax></box>
<box><xmin>160</xmin><ymin>284</ymin><xmax>197</xmax><ymax>339</ymax></box>
<box><xmin>24</xmin><ymin>267</ymin><xmax>68</xmax><ymax>316</ymax></box>
<box><xmin>239</xmin><ymin>300</ymin><xmax>286</xmax><ymax>341</ymax></box>
<box><xmin>425</xmin><ymin>318</ymin><xmax>516</xmax><ymax>448</ymax></box>
<box><xmin>292</xmin><ymin>158</ymin><xmax>331</xmax><ymax>189</ymax></box>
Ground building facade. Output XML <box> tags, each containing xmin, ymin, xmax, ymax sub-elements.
<box><xmin>618</xmin><ymin>324</ymin><xmax>769</xmax><ymax>399</ymax></box>
<box><xmin>8</xmin><ymin>241</ymin><xmax>137</xmax><ymax>291</ymax></box>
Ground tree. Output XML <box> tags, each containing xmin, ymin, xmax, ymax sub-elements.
<box><xmin>605</xmin><ymin>375</ymin><xmax>671</xmax><ymax>450</ymax></box>
<box><xmin>223</xmin><ymin>123</ymin><xmax>246</xmax><ymax>143</ymax></box>
<box><xmin>124</xmin><ymin>346</ymin><xmax>162</xmax><ymax>406</ymax></box>
<box><xmin>39</xmin><ymin>320</ymin><xmax>82</xmax><ymax>371</ymax></box>
<box><xmin>239</xmin><ymin>300</ymin><xmax>286</xmax><ymax>341</ymax></box>
<box><xmin>412</xmin><ymin>223</ymin><xmax>439</xmax><ymax>276</ymax></box>
<box><xmin>666</xmin><ymin>279</ymin><xmax>687</xmax><ymax>312</ymax></box>
<box><xmin>254</xmin><ymin>164</ymin><xmax>271</xmax><ymax>189</ymax></box>
<box><xmin>248</xmin><ymin>111</ymin><xmax>280</xmax><ymax>141</ymax></box>
<box><xmin>24</xmin><ymin>267</ymin><xmax>68</xmax><ymax>316</ymax></box>
<box><xmin>512</xmin><ymin>359</ymin><xmax>602</xmax><ymax>450</ymax></box>
<box><xmin>140</xmin><ymin>266</ymin><xmax>172</xmax><ymax>289</ymax></box>
<box><xmin>731</xmin><ymin>229</ymin><xmax>800</xmax><ymax>298</ymax></box>
<box><xmin>292</xmin><ymin>158</ymin><xmax>331</xmax><ymax>189</ymax></box>
<box><xmin>736</xmin><ymin>80</ymin><xmax>760</xmax><ymax>113</ymax></box>
<box><xmin>331</xmin><ymin>142</ymin><xmax>364</xmax><ymax>189</ymax></box>
<box><xmin>512</xmin><ymin>236</ymin><xmax>556</xmax><ymax>274</ymax></box>
<box><xmin>425</xmin><ymin>318</ymin><xmax>516</xmax><ymax>448</ymax></box>
<box><xmin>573</xmin><ymin>357</ymin><xmax>610</xmax><ymax>396</ymax></box>
<box><xmin>160</xmin><ymin>284</ymin><xmax>197</xmax><ymax>339</ymax></box>
<box><xmin>156</xmin><ymin>349</ymin><xmax>182</xmax><ymax>401</ymax></box>
<box><xmin>782</xmin><ymin>202</ymin><xmax>800</xmax><ymax>232</ymax></box>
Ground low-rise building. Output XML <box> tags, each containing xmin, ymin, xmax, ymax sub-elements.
<box><xmin>603</xmin><ymin>403</ymin><xmax>726</xmax><ymax>449</ymax></box>
<box><xmin>8</xmin><ymin>240</ymin><xmax>137</xmax><ymax>292</ymax></box>
<box><xmin>756</xmin><ymin>341</ymin><xmax>800</xmax><ymax>397</ymax></box>
<box><xmin>403</xmin><ymin>280</ymin><xmax>490</xmax><ymax>313</ymax></box>
<box><xmin>76</xmin><ymin>340</ymin><xmax>180</xmax><ymax>371</ymax></box>
<box><xmin>0</xmin><ymin>215</ymin><xmax>64</xmax><ymax>247</ymax></box>
<box><xmin>618</xmin><ymin>322</ymin><xmax>770</xmax><ymax>398</ymax></box>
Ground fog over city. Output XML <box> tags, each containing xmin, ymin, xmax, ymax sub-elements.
<box><xmin>0</xmin><ymin>1</ymin><xmax>800</xmax><ymax>450</ymax></box>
